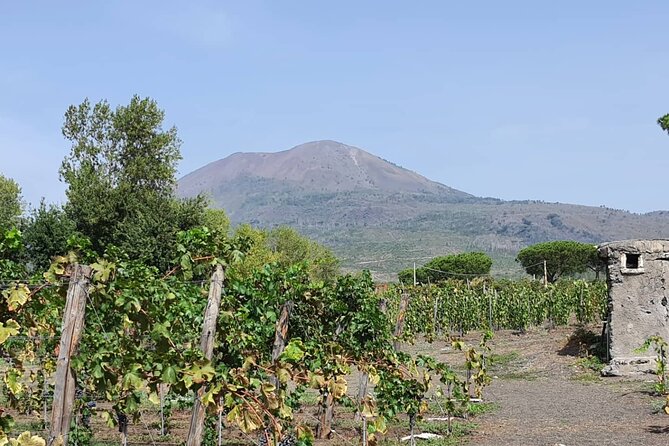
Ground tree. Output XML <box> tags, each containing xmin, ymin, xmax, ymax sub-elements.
<box><xmin>59</xmin><ymin>96</ymin><xmax>207</xmax><ymax>268</ymax></box>
<box><xmin>21</xmin><ymin>200</ymin><xmax>76</xmax><ymax>272</ymax></box>
<box><xmin>515</xmin><ymin>240</ymin><xmax>600</xmax><ymax>283</ymax></box>
<box><xmin>0</xmin><ymin>174</ymin><xmax>23</xmax><ymax>230</ymax></box>
<box><xmin>203</xmin><ymin>208</ymin><xmax>230</xmax><ymax>236</ymax></box>
<box><xmin>266</xmin><ymin>226</ymin><xmax>340</xmax><ymax>281</ymax></box>
<box><xmin>399</xmin><ymin>252</ymin><xmax>492</xmax><ymax>284</ymax></box>
<box><xmin>229</xmin><ymin>225</ymin><xmax>339</xmax><ymax>282</ymax></box>
<box><xmin>658</xmin><ymin>114</ymin><xmax>669</xmax><ymax>134</ymax></box>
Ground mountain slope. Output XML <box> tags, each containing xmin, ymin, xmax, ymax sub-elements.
<box><xmin>178</xmin><ymin>140</ymin><xmax>471</xmax><ymax>203</ymax></box>
<box><xmin>178</xmin><ymin>140</ymin><xmax>669</xmax><ymax>280</ymax></box>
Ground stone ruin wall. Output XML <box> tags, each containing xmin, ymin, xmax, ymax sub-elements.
<box><xmin>598</xmin><ymin>240</ymin><xmax>669</xmax><ymax>376</ymax></box>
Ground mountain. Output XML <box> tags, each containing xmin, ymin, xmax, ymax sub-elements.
<box><xmin>178</xmin><ymin>140</ymin><xmax>669</xmax><ymax>281</ymax></box>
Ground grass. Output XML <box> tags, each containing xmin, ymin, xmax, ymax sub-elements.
<box><xmin>570</xmin><ymin>351</ymin><xmax>606</xmax><ymax>383</ymax></box>
<box><xmin>575</xmin><ymin>355</ymin><xmax>605</xmax><ymax>373</ymax></box>
<box><xmin>464</xmin><ymin>401</ymin><xmax>498</xmax><ymax>416</ymax></box>
<box><xmin>499</xmin><ymin>370</ymin><xmax>540</xmax><ymax>381</ymax></box>
<box><xmin>298</xmin><ymin>390</ymin><xmax>321</xmax><ymax>405</ymax></box>
<box><xmin>571</xmin><ymin>372</ymin><xmax>602</xmax><ymax>384</ymax></box>
<box><xmin>486</xmin><ymin>350</ymin><xmax>540</xmax><ymax>380</ymax></box>
<box><xmin>650</xmin><ymin>397</ymin><xmax>669</xmax><ymax>415</ymax></box>
<box><xmin>426</xmin><ymin>398</ymin><xmax>498</xmax><ymax>419</ymax></box>
<box><xmin>489</xmin><ymin>351</ymin><xmax>520</xmax><ymax>369</ymax></box>
<box><xmin>379</xmin><ymin>420</ymin><xmax>478</xmax><ymax>446</ymax></box>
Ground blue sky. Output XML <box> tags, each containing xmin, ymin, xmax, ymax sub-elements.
<box><xmin>1</xmin><ymin>1</ymin><xmax>668</xmax><ymax>213</ymax></box>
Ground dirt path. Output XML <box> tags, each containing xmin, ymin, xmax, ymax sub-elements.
<box><xmin>463</xmin><ymin>326</ymin><xmax>669</xmax><ymax>446</ymax></box>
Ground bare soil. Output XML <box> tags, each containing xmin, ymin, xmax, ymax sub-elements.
<box><xmin>456</xmin><ymin>326</ymin><xmax>669</xmax><ymax>446</ymax></box>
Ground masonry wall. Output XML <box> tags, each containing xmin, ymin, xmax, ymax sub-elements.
<box><xmin>598</xmin><ymin>240</ymin><xmax>669</xmax><ymax>375</ymax></box>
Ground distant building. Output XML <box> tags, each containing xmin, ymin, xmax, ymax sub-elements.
<box><xmin>598</xmin><ymin>240</ymin><xmax>669</xmax><ymax>376</ymax></box>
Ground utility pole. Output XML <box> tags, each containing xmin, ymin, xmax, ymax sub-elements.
<box><xmin>543</xmin><ymin>260</ymin><xmax>548</xmax><ymax>288</ymax></box>
<box><xmin>413</xmin><ymin>262</ymin><xmax>417</xmax><ymax>286</ymax></box>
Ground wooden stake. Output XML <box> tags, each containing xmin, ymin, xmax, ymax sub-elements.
<box><xmin>433</xmin><ymin>295</ymin><xmax>440</xmax><ymax>336</ymax></box>
<box><xmin>354</xmin><ymin>372</ymin><xmax>369</xmax><ymax>422</ymax></box>
<box><xmin>362</xmin><ymin>415</ymin><xmax>368</xmax><ymax>446</ymax></box>
<box><xmin>186</xmin><ymin>265</ymin><xmax>225</xmax><ymax>446</ymax></box>
<box><xmin>317</xmin><ymin>391</ymin><xmax>335</xmax><ymax>439</ymax></box>
<box><xmin>159</xmin><ymin>383</ymin><xmax>167</xmax><ymax>436</ymax></box>
<box><xmin>488</xmin><ymin>289</ymin><xmax>493</xmax><ymax>331</ymax></box>
<box><xmin>47</xmin><ymin>264</ymin><xmax>92</xmax><ymax>446</ymax></box>
<box><xmin>379</xmin><ymin>298</ymin><xmax>387</xmax><ymax>314</ymax></box>
<box><xmin>42</xmin><ymin>376</ymin><xmax>48</xmax><ymax>430</ymax></box>
<box><xmin>118</xmin><ymin>411</ymin><xmax>128</xmax><ymax>446</ymax></box>
<box><xmin>218</xmin><ymin>395</ymin><xmax>223</xmax><ymax>446</ymax></box>
<box><xmin>393</xmin><ymin>292</ymin><xmax>410</xmax><ymax>351</ymax></box>
<box><xmin>270</xmin><ymin>301</ymin><xmax>294</xmax><ymax>391</ymax></box>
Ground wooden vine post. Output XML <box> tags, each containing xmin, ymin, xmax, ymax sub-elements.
<box><xmin>186</xmin><ymin>264</ymin><xmax>225</xmax><ymax>446</ymax></box>
<box><xmin>393</xmin><ymin>292</ymin><xmax>410</xmax><ymax>351</ymax></box>
<box><xmin>47</xmin><ymin>264</ymin><xmax>93</xmax><ymax>446</ymax></box>
<box><xmin>270</xmin><ymin>300</ymin><xmax>295</xmax><ymax>391</ymax></box>
<box><xmin>354</xmin><ymin>373</ymin><xmax>370</xmax><ymax>423</ymax></box>
<box><xmin>317</xmin><ymin>391</ymin><xmax>335</xmax><ymax>439</ymax></box>
<box><xmin>356</xmin><ymin>298</ymin><xmax>388</xmax><ymax>423</ymax></box>
<box><xmin>317</xmin><ymin>320</ymin><xmax>344</xmax><ymax>440</ymax></box>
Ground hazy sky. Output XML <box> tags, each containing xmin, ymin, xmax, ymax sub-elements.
<box><xmin>1</xmin><ymin>1</ymin><xmax>668</xmax><ymax>213</ymax></box>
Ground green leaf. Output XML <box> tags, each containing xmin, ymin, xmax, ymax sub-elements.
<box><xmin>182</xmin><ymin>361</ymin><xmax>215</xmax><ymax>388</ymax></box>
<box><xmin>4</xmin><ymin>369</ymin><xmax>23</xmax><ymax>396</ymax></box>
<box><xmin>148</xmin><ymin>392</ymin><xmax>160</xmax><ymax>405</ymax></box>
<box><xmin>162</xmin><ymin>366</ymin><xmax>178</xmax><ymax>384</ymax></box>
<box><xmin>3</xmin><ymin>284</ymin><xmax>30</xmax><ymax>311</ymax></box>
<box><xmin>282</xmin><ymin>340</ymin><xmax>305</xmax><ymax>362</ymax></box>
<box><xmin>8</xmin><ymin>431</ymin><xmax>46</xmax><ymax>446</ymax></box>
<box><xmin>91</xmin><ymin>259</ymin><xmax>114</xmax><ymax>283</ymax></box>
<box><xmin>0</xmin><ymin>320</ymin><xmax>20</xmax><ymax>344</ymax></box>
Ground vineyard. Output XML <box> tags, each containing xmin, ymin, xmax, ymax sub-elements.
<box><xmin>0</xmin><ymin>227</ymin><xmax>611</xmax><ymax>446</ymax></box>
<box><xmin>385</xmin><ymin>279</ymin><xmax>607</xmax><ymax>340</ymax></box>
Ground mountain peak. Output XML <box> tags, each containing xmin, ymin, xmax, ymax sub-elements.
<box><xmin>178</xmin><ymin>141</ymin><xmax>471</xmax><ymax>201</ymax></box>
<box><xmin>177</xmin><ymin>141</ymin><xmax>669</xmax><ymax>280</ymax></box>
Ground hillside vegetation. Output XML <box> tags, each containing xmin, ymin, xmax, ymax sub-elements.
<box><xmin>178</xmin><ymin>140</ymin><xmax>669</xmax><ymax>280</ymax></box>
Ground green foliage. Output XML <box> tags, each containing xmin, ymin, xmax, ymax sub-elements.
<box><xmin>267</xmin><ymin>226</ymin><xmax>340</xmax><ymax>282</ymax></box>
<box><xmin>203</xmin><ymin>208</ymin><xmax>231</xmax><ymax>236</ymax></box>
<box><xmin>21</xmin><ymin>200</ymin><xmax>76</xmax><ymax>272</ymax></box>
<box><xmin>385</xmin><ymin>279</ymin><xmax>607</xmax><ymax>337</ymax></box>
<box><xmin>59</xmin><ymin>95</ymin><xmax>208</xmax><ymax>269</ymax></box>
<box><xmin>229</xmin><ymin>225</ymin><xmax>339</xmax><ymax>282</ymax></box>
<box><xmin>0</xmin><ymin>218</ymin><xmax>501</xmax><ymax>444</ymax></box>
<box><xmin>516</xmin><ymin>240</ymin><xmax>600</xmax><ymax>282</ymax></box>
<box><xmin>399</xmin><ymin>252</ymin><xmax>492</xmax><ymax>284</ymax></box>
<box><xmin>0</xmin><ymin>228</ymin><xmax>27</xmax><ymax>281</ymax></box>
<box><xmin>637</xmin><ymin>336</ymin><xmax>669</xmax><ymax>397</ymax></box>
<box><xmin>658</xmin><ymin>113</ymin><xmax>669</xmax><ymax>135</ymax></box>
<box><xmin>376</xmin><ymin>357</ymin><xmax>430</xmax><ymax>420</ymax></box>
<box><xmin>0</xmin><ymin>174</ymin><xmax>23</xmax><ymax>231</ymax></box>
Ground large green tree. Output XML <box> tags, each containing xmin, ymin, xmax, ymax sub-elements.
<box><xmin>229</xmin><ymin>224</ymin><xmax>340</xmax><ymax>282</ymax></box>
<box><xmin>516</xmin><ymin>240</ymin><xmax>600</xmax><ymax>283</ymax></box>
<box><xmin>60</xmin><ymin>96</ymin><xmax>206</xmax><ymax>268</ymax></box>
<box><xmin>399</xmin><ymin>252</ymin><xmax>492</xmax><ymax>284</ymax></box>
<box><xmin>0</xmin><ymin>174</ymin><xmax>23</xmax><ymax>230</ymax></box>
